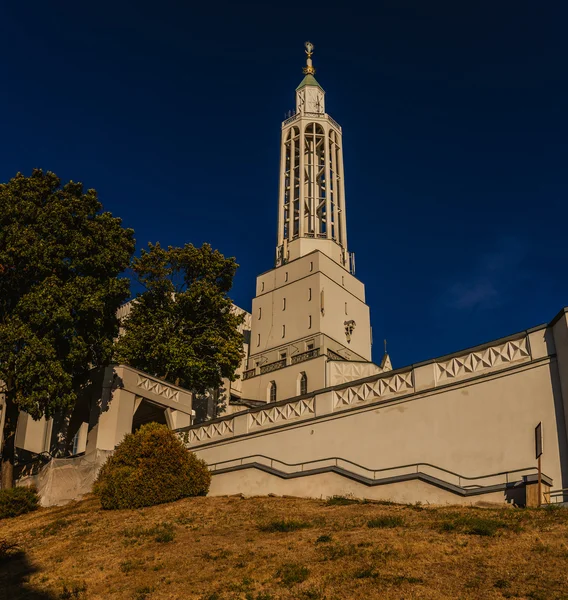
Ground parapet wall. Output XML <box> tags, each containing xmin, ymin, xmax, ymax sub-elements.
<box><xmin>179</xmin><ymin>319</ymin><xmax>568</xmax><ymax>505</ymax></box>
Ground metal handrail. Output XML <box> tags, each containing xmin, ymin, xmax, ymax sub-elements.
<box><xmin>543</xmin><ymin>488</ymin><xmax>568</xmax><ymax>504</ymax></box>
<box><xmin>207</xmin><ymin>453</ymin><xmax>538</xmax><ymax>485</ymax></box>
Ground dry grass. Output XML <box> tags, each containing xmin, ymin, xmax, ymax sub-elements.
<box><xmin>1</xmin><ymin>494</ymin><xmax>568</xmax><ymax>599</ymax></box>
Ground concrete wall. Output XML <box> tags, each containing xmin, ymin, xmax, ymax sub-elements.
<box><xmin>87</xmin><ymin>364</ymin><xmax>194</xmax><ymax>453</ymax></box>
<box><xmin>182</xmin><ymin>323</ymin><xmax>568</xmax><ymax>504</ymax></box>
<box><xmin>251</xmin><ymin>252</ymin><xmax>370</xmax><ymax>362</ymax></box>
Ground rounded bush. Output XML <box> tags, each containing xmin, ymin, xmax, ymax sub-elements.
<box><xmin>0</xmin><ymin>486</ymin><xmax>39</xmax><ymax>519</ymax></box>
<box><xmin>94</xmin><ymin>423</ymin><xmax>210</xmax><ymax>510</ymax></box>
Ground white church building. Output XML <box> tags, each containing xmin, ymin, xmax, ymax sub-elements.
<box><xmin>5</xmin><ymin>44</ymin><xmax>568</xmax><ymax>507</ymax></box>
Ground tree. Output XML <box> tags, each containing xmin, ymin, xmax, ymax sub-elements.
<box><xmin>0</xmin><ymin>170</ymin><xmax>135</xmax><ymax>488</ymax></box>
<box><xmin>114</xmin><ymin>242</ymin><xmax>244</xmax><ymax>406</ymax></box>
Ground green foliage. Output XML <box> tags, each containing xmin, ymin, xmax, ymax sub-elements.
<box><xmin>94</xmin><ymin>423</ymin><xmax>210</xmax><ymax>509</ymax></box>
<box><xmin>0</xmin><ymin>169</ymin><xmax>134</xmax><ymax>485</ymax></box>
<box><xmin>42</xmin><ymin>518</ymin><xmax>71</xmax><ymax>536</ymax></box>
<box><xmin>133</xmin><ymin>586</ymin><xmax>154</xmax><ymax>600</ymax></box>
<box><xmin>277</xmin><ymin>563</ymin><xmax>310</xmax><ymax>585</ymax></box>
<box><xmin>326</xmin><ymin>495</ymin><xmax>359</xmax><ymax>506</ymax></box>
<box><xmin>436</xmin><ymin>514</ymin><xmax>516</xmax><ymax>536</ymax></box>
<box><xmin>367</xmin><ymin>515</ymin><xmax>405</xmax><ymax>529</ymax></box>
<box><xmin>315</xmin><ymin>534</ymin><xmax>332</xmax><ymax>543</ymax></box>
<box><xmin>114</xmin><ymin>242</ymin><xmax>244</xmax><ymax>403</ymax></box>
<box><xmin>259</xmin><ymin>519</ymin><xmax>312</xmax><ymax>532</ymax></box>
<box><xmin>0</xmin><ymin>485</ymin><xmax>39</xmax><ymax>519</ymax></box>
<box><xmin>353</xmin><ymin>567</ymin><xmax>378</xmax><ymax>579</ymax></box>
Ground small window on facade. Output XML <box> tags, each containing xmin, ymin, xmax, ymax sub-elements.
<box><xmin>285</xmin><ymin>271</ymin><xmax>289</xmax><ymax>282</ymax></box>
<box><xmin>269</xmin><ymin>381</ymin><xmax>277</xmax><ymax>402</ymax></box>
<box><xmin>280</xmin><ymin>351</ymin><xmax>287</xmax><ymax>360</ymax></box>
<box><xmin>282</xmin><ymin>298</ymin><xmax>286</xmax><ymax>311</ymax></box>
<box><xmin>282</xmin><ymin>324</ymin><xmax>286</xmax><ymax>338</ymax></box>
<box><xmin>342</xmin><ymin>276</ymin><xmax>345</xmax><ymax>286</ymax></box>
<box><xmin>308</xmin><ymin>315</ymin><xmax>312</xmax><ymax>329</ymax></box>
<box><xmin>258</xmin><ymin>307</ymin><xmax>262</xmax><ymax>319</ymax></box>
<box><xmin>300</xmin><ymin>372</ymin><xmax>308</xmax><ymax>395</ymax></box>
<box><xmin>307</xmin><ymin>342</ymin><xmax>314</xmax><ymax>351</ymax></box>
<box><xmin>309</xmin><ymin>261</ymin><xmax>313</xmax><ymax>272</ymax></box>
<box><xmin>345</xmin><ymin>302</ymin><xmax>347</xmax><ymax>315</ymax></box>
<box><xmin>308</xmin><ymin>288</ymin><xmax>312</xmax><ymax>301</ymax></box>
<box><xmin>261</xmin><ymin>281</ymin><xmax>265</xmax><ymax>292</ymax></box>
<box><xmin>257</xmin><ymin>334</ymin><xmax>260</xmax><ymax>347</ymax></box>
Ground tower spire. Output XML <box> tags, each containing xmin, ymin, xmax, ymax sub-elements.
<box><xmin>303</xmin><ymin>41</ymin><xmax>316</xmax><ymax>75</ymax></box>
<box><xmin>276</xmin><ymin>44</ymin><xmax>351</xmax><ymax>271</ymax></box>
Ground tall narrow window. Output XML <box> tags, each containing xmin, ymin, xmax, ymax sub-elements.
<box><xmin>308</xmin><ymin>288</ymin><xmax>312</xmax><ymax>301</ymax></box>
<box><xmin>345</xmin><ymin>302</ymin><xmax>347</xmax><ymax>315</ymax></box>
<box><xmin>285</xmin><ymin>271</ymin><xmax>289</xmax><ymax>282</ymax></box>
<box><xmin>300</xmin><ymin>372</ymin><xmax>308</xmax><ymax>395</ymax></box>
<box><xmin>257</xmin><ymin>334</ymin><xmax>260</xmax><ymax>347</ymax></box>
<box><xmin>258</xmin><ymin>307</ymin><xmax>262</xmax><ymax>319</ymax></box>
<box><xmin>269</xmin><ymin>381</ymin><xmax>277</xmax><ymax>402</ymax></box>
<box><xmin>282</xmin><ymin>324</ymin><xmax>286</xmax><ymax>338</ymax></box>
<box><xmin>308</xmin><ymin>315</ymin><xmax>312</xmax><ymax>329</ymax></box>
<box><xmin>282</xmin><ymin>298</ymin><xmax>286</xmax><ymax>311</ymax></box>
<box><xmin>342</xmin><ymin>276</ymin><xmax>345</xmax><ymax>286</ymax></box>
<box><xmin>261</xmin><ymin>281</ymin><xmax>265</xmax><ymax>292</ymax></box>
<box><xmin>309</xmin><ymin>261</ymin><xmax>313</xmax><ymax>272</ymax></box>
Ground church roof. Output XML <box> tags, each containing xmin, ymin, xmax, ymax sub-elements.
<box><xmin>296</xmin><ymin>74</ymin><xmax>323</xmax><ymax>91</ymax></box>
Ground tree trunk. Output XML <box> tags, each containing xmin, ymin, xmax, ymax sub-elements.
<box><xmin>1</xmin><ymin>395</ymin><xmax>19</xmax><ymax>489</ymax></box>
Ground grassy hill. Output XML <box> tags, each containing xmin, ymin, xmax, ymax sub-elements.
<box><xmin>1</xmin><ymin>494</ymin><xmax>567</xmax><ymax>599</ymax></box>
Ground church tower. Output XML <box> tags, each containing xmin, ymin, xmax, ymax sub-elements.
<box><xmin>276</xmin><ymin>42</ymin><xmax>351</xmax><ymax>272</ymax></box>
<box><xmin>241</xmin><ymin>43</ymin><xmax>377</xmax><ymax>403</ymax></box>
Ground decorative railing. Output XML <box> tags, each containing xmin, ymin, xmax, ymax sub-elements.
<box><xmin>281</xmin><ymin>112</ymin><xmax>342</xmax><ymax>132</ymax></box>
<box><xmin>291</xmin><ymin>348</ymin><xmax>320</xmax><ymax>365</ymax></box>
<box><xmin>260</xmin><ymin>359</ymin><xmax>286</xmax><ymax>375</ymax></box>
<box><xmin>136</xmin><ymin>375</ymin><xmax>179</xmax><ymax>402</ymax></box>
<box><xmin>249</xmin><ymin>397</ymin><xmax>315</xmax><ymax>430</ymax></box>
<box><xmin>326</xmin><ymin>349</ymin><xmax>343</xmax><ymax>361</ymax></box>
<box><xmin>282</xmin><ymin>114</ymin><xmax>298</xmax><ymax>126</ymax></box>
<box><xmin>242</xmin><ymin>368</ymin><xmax>256</xmax><ymax>381</ymax></box>
<box><xmin>327</xmin><ymin>115</ymin><xmax>342</xmax><ymax>131</ymax></box>
<box><xmin>333</xmin><ymin>370</ymin><xmax>414</xmax><ymax>410</ymax></box>
<box><xmin>435</xmin><ymin>337</ymin><xmax>530</xmax><ymax>383</ymax></box>
<box><xmin>182</xmin><ymin>419</ymin><xmax>234</xmax><ymax>445</ymax></box>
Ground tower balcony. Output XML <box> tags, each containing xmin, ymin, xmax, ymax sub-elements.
<box><xmin>282</xmin><ymin>111</ymin><xmax>342</xmax><ymax>132</ymax></box>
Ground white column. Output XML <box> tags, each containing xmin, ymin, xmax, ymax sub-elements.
<box><xmin>337</xmin><ymin>137</ymin><xmax>348</xmax><ymax>256</ymax></box>
<box><xmin>331</xmin><ymin>130</ymin><xmax>340</xmax><ymax>244</ymax></box>
<box><xmin>299</xmin><ymin>121</ymin><xmax>306</xmax><ymax>238</ymax></box>
<box><xmin>324</xmin><ymin>123</ymin><xmax>332</xmax><ymax>240</ymax></box>
<box><xmin>277</xmin><ymin>128</ymin><xmax>286</xmax><ymax>250</ymax></box>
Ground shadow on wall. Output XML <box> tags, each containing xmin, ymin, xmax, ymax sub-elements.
<box><xmin>0</xmin><ymin>548</ymin><xmax>56</xmax><ymax>600</ymax></box>
<box><xmin>505</xmin><ymin>484</ymin><xmax>528</xmax><ymax>507</ymax></box>
<box><xmin>548</xmin><ymin>360</ymin><xmax>568</xmax><ymax>492</ymax></box>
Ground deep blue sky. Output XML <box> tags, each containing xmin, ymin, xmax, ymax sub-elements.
<box><xmin>2</xmin><ymin>2</ymin><xmax>567</xmax><ymax>367</ymax></box>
